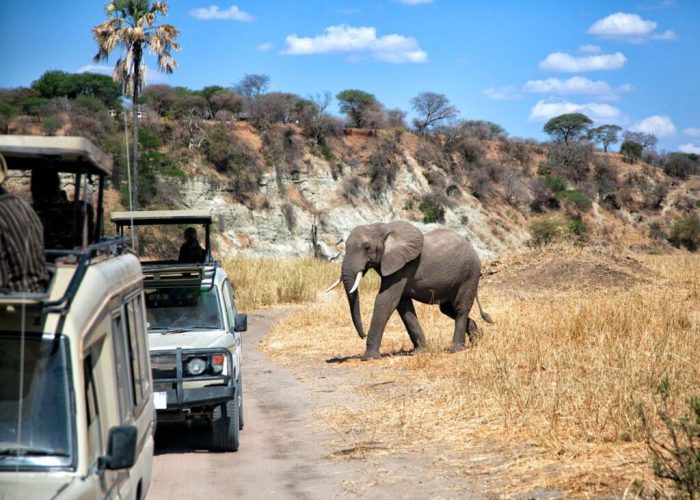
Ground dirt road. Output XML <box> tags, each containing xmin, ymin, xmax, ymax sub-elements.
<box><xmin>148</xmin><ymin>309</ymin><xmax>503</xmax><ymax>499</ymax></box>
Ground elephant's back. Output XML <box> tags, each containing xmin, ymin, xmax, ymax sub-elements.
<box><xmin>410</xmin><ymin>229</ymin><xmax>480</xmax><ymax>299</ymax></box>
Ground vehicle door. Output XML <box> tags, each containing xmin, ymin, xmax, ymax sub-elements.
<box><xmin>221</xmin><ymin>279</ymin><xmax>241</xmax><ymax>379</ymax></box>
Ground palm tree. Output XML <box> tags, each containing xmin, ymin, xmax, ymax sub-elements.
<box><xmin>92</xmin><ymin>0</ymin><xmax>179</xmax><ymax>212</ymax></box>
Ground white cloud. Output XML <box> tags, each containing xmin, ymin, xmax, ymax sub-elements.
<box><xmin>257</xmin><ymin>42</ymin><xmax>273</xmax><ymax>52</ymax></box>
<box><xmin>631</xmin><ymin>115</ymin><xmax>677</xmax><ymax>137</ymax></box>
<box><xmin>578</xmin><ymin>44</ymin><xmax>602</xmax><ymax>54</ymax></box>
<box><xmin>396</xmin><ymin>0</ymin><xmax>434</xmax><ymax>4</ymax></box>
<box><xmin>523</xmin><ymin>76</ymin><xmax>632</xmax><ymax>99</ymax></box>
<box><xmin>77</xmin><ymin>64</ymin><xmax>113</xmax><ymax>75</ymax></box>
<box><xmin>189</xmin><ymin>5</ymin><xmax>253</xmax><ymax>21</ymax></box>
<box><xmin>483</xmin><ymin>85</ymin><xmax>520</xmax><ymax>101</ymax></box>
<box><xmin>679</xmin><ymin>143</ymin><xmax>700</xmax><ymax>154</ymax></box>
<box><xmin>529</xmin><ymin>99</ymin><xmax>623</xmax><ymax>123</ymax></box>
<box><xmin>282</xmin><ymin>25</ymin><xmax>427</xmax><ymax>64</ymax></box>
<box><xmin>587</xmin><ymin>12</ymin><xmax>676</xmax><ymax>43</ymax></box>
<box><xmin>539</xmin><ymin>51</ymin><xmax>626</xmax><ymax>72</ymax></box>
<box><xmin>683</xmin><ymin>128</ymin><xmax>700</xmax><ymax>138</ymax></box>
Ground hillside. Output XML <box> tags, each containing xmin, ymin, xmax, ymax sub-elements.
<box><xmin>3</xmin><ymin>96</ymin><xmax>699</xmax><ymax>258</ymax></box>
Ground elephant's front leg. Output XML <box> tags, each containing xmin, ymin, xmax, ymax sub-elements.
<box><xmin>363</xmin><ymin>276</ymin><xmax>405</xmax><ymax>360</ymax></box>
<box><xmin>397</xmin><ymin>298</ymin><xmax>426</xmax><ymax>350</ymax></box>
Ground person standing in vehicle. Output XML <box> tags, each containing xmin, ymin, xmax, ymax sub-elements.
<box><xmin>0</xmin><ymin>154</ymin><xmax>49</xmax><ymax>294</ymax></box>
<box><xmin>178</xmin><ymin>227</ymin><xmax>205</xmax><ymax>263</ymax></box>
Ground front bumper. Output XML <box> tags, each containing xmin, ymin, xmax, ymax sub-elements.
<box><xmin>151</xmin><ymin>347</ymin><xmax>234</xmax><ymax>411</ymax></box>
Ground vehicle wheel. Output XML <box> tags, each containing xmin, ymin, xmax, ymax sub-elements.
<box><xmin>211</xmin><ymin>397</ymin><xmax>239</xmax><ymax>452</ymax></box>
<box><xmin>238</xmin><ymin>375</ymin><xmax>244</xmax><ymax>431</ymax></box>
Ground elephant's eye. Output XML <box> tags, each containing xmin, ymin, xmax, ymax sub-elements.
<box><xmin>363</xmin><ymin>242</ymin><xmax>371</xmax><ymax>252</ymax></box>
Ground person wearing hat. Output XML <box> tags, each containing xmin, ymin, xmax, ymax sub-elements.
<box><xmin>0</xmin><ymin>153</ymin><xmax>49</xmax><ymax>294</ymax></box>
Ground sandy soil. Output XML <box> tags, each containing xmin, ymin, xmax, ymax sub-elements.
<box><xmin>148</xmin><ymin>308</ymin><xmax>520</xmax><ymax>499</ymax></box>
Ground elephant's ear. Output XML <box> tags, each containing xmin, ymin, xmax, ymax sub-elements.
<box><xmin>380</xmin><ymin>221</ymin><xmax>424</xmax><ymax>277</ymax></box>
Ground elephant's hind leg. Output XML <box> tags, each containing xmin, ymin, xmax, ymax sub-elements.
<box><xmin>397</xmin><ymin>298</ymin><xmax>426</xmax><ymax>349</ymax></box>
<box><xmin>440</xmin><ymin>301</ymin><xmax>472</xmax><ymax>351</ymax></box>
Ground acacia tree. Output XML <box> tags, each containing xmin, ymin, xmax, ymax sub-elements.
<box><xmin>543</xmin><ymin>113</ymin><xmax>592</xmax><ymax>144</ymax></box>
<box><xmin>410</xmin><ymin>92</ymin><xmax>458</xmax><ymax>134</ymax></box>
<box><xmin>234</xmin><ymin>74</ymin><xmax>270</xmax><ymax>97</ymax></box>
<box><xmin>624</xmin><ymin>131</ymin><xmax>658</xmax><ymax>151</ymax></box>
<box><xmin>336</xmin><ymin>89</ymin><xmax>377</xmax><ymax>128</ymax></box>
<box><xmin>92</xmin><ymin>0</ymin><xmax>179</xmax><ymax>212</ymax></box>
<box><xmin>588</xmin><ymin>124</ymin><xmax>621</xmax><ymax>152</ymax></box>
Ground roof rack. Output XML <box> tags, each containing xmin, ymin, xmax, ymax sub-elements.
<box><xmin>0</xmin><ymin>237</ymin><xmax>131</xmax><ymax>314</ymax></box>
<box><xmin>141</xmin><ymin>262</ymin><xmax>218</xmax><ymax>291</ymax></box>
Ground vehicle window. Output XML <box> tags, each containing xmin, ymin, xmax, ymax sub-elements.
<box><xmin>145</xmin><ymin>286</ymin><xmax>223</xmax><ymax>332</ymax></box>
<box><xmin>112</xmin><ymin>313</ymin><xmax>133</xmax><ymax>421</ymax></box>
<box><xmin>222</xmin><ymin>281</ymin><xmax>235</xmax><ymax>330</ymax></box>
<box><xmin>84</xmin><ymin>354</ymin><xmax>102</xmax><ymax>465</ymax></box>
<box><xmin>0</xmin><ymin>333</ymin><xmax>74</xmax><ymax>470</ymax></box>
<box><xmin>125</xmin><ymin>300</ymin><xmax>145</xmax><ymax>405</ymax></box>
<box><xmin>132</xmin><ymin>294</ymin><xmax>150</xmax><ymax>395</ymax></box>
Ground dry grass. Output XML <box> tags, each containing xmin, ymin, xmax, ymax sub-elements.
<box><xmin>260</xmin><ymin>245</ymin><xmax>700</xmax><ymax>496</ymax></box>
<box><xmin>222</xmin><ymin>255</ymin><xmax>340</xmax><ymax>311</ymax></box>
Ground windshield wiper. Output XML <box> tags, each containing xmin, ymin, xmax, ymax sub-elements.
<box><xmin>0</xmin><ymin>447</ymin><xmax>69</xmax><ymax>457</ymax></box>
<box><xmin>158</xmin><ymin>325</ymin><xmax>218</xmax><ymax>334</ymax></box>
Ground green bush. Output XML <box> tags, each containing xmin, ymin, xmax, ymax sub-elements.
<box><xmin>670</xmin><ymin>215</ymin><xmax>700</xmax><ymax>251</ymax></box>
<box><xmin>556</xmin><ymin>189</ymin><xmax>592</xmax><ymax>211</ymax></box>
<box><xmin>419</xmin><ymin>197</ymin><xmax>445</xmax><ymax>223</ymax></box>
<box><xmin>41</xmin><ymin>115</ymin><xmax>62</xmax><ymax>136</ymax></box>
<box><xmin>542</xmin><ymin>174</ymin><xmax>567</xmax><ymax>193</ymax></box>
<box><xmin>204</xmin><ymin>126</ymin><xmax>256</xmax><ymax>173</ymax></box>
<box><xmin>530</xmin><ymin>216</ymin><xmax>586</xmax><ymax>245</ymax></box>
<box><xmin>638</xmin><ymin>379</ymin><xmax>700</xmax><ymax>497</ymax></box>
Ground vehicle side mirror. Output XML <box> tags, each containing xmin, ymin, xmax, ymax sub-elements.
<box><xmin>233</xmin><ymin>313</ymin><xmax>247</xmax><ymax>332</ymax></box>
<box><xmin>99</xmin><ymin>425</ymin><xmax>137</xmax><ymax>471</ymax></box>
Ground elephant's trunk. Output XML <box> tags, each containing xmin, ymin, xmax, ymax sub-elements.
<box><xmin>342</xmin><ymin>264</ymin><xmax>366</xmax><ymax>339</ymax></box>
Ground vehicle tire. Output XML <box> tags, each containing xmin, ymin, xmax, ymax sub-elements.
<box><xmin>211</xmin><ymin>396</ymin><xmax>239</xmax><ymax>452</ymax></box>
<box><xmin>238</xmin><ymin>375</ymin><xmax>244</xmax><ymax>431</ymax></box>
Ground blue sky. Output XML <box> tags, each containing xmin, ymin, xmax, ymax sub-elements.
<box><xmin>1</xmin><ymin>0</ymin><xmax>699</xmax><ymax>152</ymax></box>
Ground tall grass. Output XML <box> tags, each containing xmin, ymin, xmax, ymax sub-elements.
<box><xmin>222</xmin><ymin>255</ymin><xmax>340</xmax><ymax>311</ymax></box>
<box><xmin>260</xmin><ymin>250</ymin><xmax>700</xmax><ymax>495</ymax></box>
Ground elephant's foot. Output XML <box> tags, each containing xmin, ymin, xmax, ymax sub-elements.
<box><xmin>411</xmin><ymin>345</ymin><xmax>428</xmax><ymax>354</ymax></box>
<box><xmin>361</xmin><ymin>349</ymin><xmax>382</xmax><ymax>361</ymax></box>
<box><xmin>449</xmin><ymin>343</ymin><xmax>467</xmax><ymax>353</ymax></box>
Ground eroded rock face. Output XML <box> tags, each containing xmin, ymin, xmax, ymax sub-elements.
<box><xmin>176</xmin><ymin>153</ymin><xmax>528</xmax><ymax>260</ymax></box>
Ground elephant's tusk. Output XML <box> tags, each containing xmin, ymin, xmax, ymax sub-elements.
<box><xmin>323</xmin><ymin>277</ymin><xmax>342</xmax><ymax>294</ymax></box>
<box><xmin>349</xmin><ymin>271</ymin><xmax>363</xmax><ymax>294</ymax></box>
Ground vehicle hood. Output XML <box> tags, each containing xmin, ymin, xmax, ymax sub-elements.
<box><xmin>0</xmin><ymin>474</ymin><xmax>73</xmax><ymax>500</ymax></box>
<box><xmin>148</xmin><ymin>330</ymin><xmax>232</xmax><ymax>350</ymax></box>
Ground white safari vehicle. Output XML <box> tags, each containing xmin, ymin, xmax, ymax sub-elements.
<box><xmin>0</xmin><ymin>136</ymin><xmax>155</xmax><ymax>499</ymax></box>
<box><xmin>111</xmin><ymin>211</ymin><xmax>247</xmax><ymax>452</ymax></box>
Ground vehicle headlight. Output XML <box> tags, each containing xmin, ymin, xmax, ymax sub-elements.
<box><xmin>186</xmin><ymin>357</ymin><xmax>207</xmax><ymax>376</ymax></box>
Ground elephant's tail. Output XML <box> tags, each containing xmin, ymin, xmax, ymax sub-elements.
<box><xmin>476</xmin><ymin>293</ymin><xmax>493</xmax><ymax>324</ymax></box>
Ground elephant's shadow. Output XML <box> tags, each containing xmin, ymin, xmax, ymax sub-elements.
<box><xmin>325</xmin><ymin>348</ymin><xmax>416</xmax><ymax>364</ymax></box>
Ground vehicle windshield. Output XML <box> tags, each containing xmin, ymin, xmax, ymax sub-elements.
<box><xmin>145</xmin><ymin>286</ymin><xmax>223</xmax><ymax>332</ymax></box>
<box><xmin>0</xmin><ymin>333</ymin><xmax>74</xmax><ymax>470</ymax></box>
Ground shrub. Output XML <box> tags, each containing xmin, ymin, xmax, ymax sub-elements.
<box><xmin>649</xmin><ymin>221</ymin><xmax>667</xmax><ymax>241</ymax></box>
<box><xmin>366</xmin><ymin>139</ymin><xmax>400</xmax><ymax>196</ymax></box>
<box><xmin>204</xmin><ymin>126</ymin><xmax>256</xmax><ymax>173</ymax></box>
<box><xmin>414</xmin><ymin>137</ymin><xmax>448</xmax><ymax>170</ymax></box>
<box><xmin>419</xmin><ymin>194</ymin><xmax>445</xmax><ymax>223</ymax></box>
<box><xmin>469</xmin><ymin>169</ymin><xmax>493</xmax><ymax>201</ymax></box>
<box><xmin>670</xmin><ymin>215</ymin><xmax>700</xmax><ymax>251</ymax></box>
<box><xmin>541</xmin><ymin>142</ymin><xmax>593</xmax><ymax>181</ymax></box>
<box><xmin>529</xmin><ymin>216</ymin><xmax>586</xmax><ymax>245</ymax></box>
<box><xmin>529</xmin><ymin>177</ymin><xmax>560</xmax><ymax>213</ymax></box>
<box><xmin>41</xmin><ymin>115</ymin><xmax>62</xmax><ymax>136</ymax></box>
<box><xmin>499</xmin><ymin>138</ymin><xmax>531</xmax><ymax>166</ymax></box>
<box><xmin>556</xmin><ymin>189</ymin><xmax>592</xmax><ymax>212</ymax></box>
<box><xmin>638</xmin><ymin>379</ymin><xmax>700</xmax><ymax>497</ymax></box>
<box><xmin>664</xmin><ymin>153</ymin><xmax>699</xmax><ymax>179</ymax></box>
<box><xmin>542</xmin><ymin>174</ymin><xmax>567</xmax><ymax>193</ymax></box>
<box><xmin>621</xmin><ymin>140</ymin><xmax>643</xmax><ymax>163</ymax></box>
<box><xmin>340</xmin><ymin>175</ymin><xmax>362</xmax><ymax>200</ymax></box>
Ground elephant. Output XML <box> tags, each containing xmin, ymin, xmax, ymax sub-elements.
<box><xmin>325</xmin><ymin>221</ymin><xmax>492</xmax><ymax>361</ymax></box>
